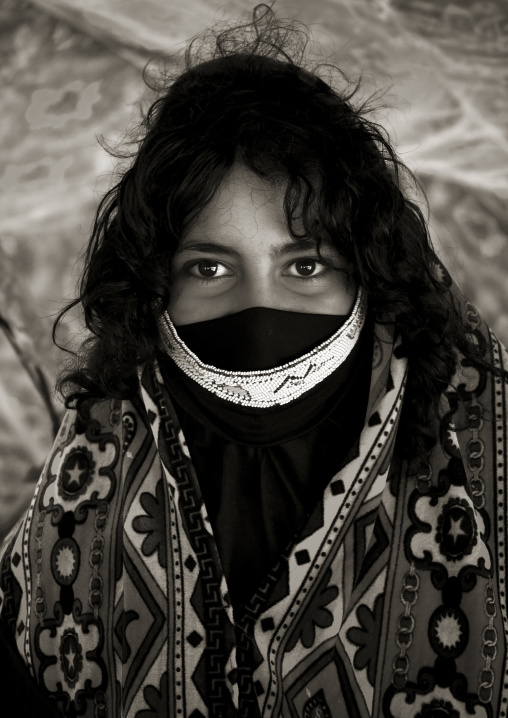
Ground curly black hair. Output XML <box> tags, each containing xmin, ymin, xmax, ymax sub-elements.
<box><xmin>54</xmin><ymin>3</ymin><xmax>508</xmax><ymax>474</ymax></box>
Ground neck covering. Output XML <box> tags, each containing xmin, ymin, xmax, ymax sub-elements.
<box><xmin>1</xmin><ymin>258</ymin><xmax>507</xmax><ymax>718</ymax></box>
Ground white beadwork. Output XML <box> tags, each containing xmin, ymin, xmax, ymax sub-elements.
<box><xmin>158</xmin><ymin>286</ymin><xmax>367</xmax><ymax>408</ymax></box>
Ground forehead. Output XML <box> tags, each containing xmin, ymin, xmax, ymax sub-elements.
<box><xmin>187</xmin><ymin>164</ymin><xmax>287</xmax><ymax>238</ymax></box>
<box><xmin>177</xmin><ymin>164</ymin><xmax>337</xmax><ymax>259</ymax></box>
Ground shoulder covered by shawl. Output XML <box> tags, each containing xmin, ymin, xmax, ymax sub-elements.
<box><xmin>0</xmin><ymin>397</ymin><xmax>141</xmax><ymax>692</ymax></box>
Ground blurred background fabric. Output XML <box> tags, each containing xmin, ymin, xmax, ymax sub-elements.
<box><xmin>1</xmin><ymin>0</ymin><xmax>507</xmax><ymax>540</ymax></box>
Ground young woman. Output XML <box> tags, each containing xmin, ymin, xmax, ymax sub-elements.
<box><xmin>1</xmin><ymin>5</ymin><xmax>507</xmax><ymax>717</ymax></box>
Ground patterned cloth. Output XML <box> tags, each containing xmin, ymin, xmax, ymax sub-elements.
<box><xmin>1</xmin><ymin>262</ymin><xmax>507</xmax><ymax>717</ymax></box>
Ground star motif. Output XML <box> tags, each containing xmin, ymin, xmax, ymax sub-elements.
<box><xmin>58</xmin><ymin>448</ymin><xmax>95</xmax><ymax>502</ymax></box>
<box><xmin>447</xmin><ymin>516</ymin><xmax>467</xmax><ymax>545</ymax></box>
<box><xmin>65</xmin><ymin>464</ymin><xmax>85</xmax><ymax>488</ymax></box>
<box><xmin>434</xmin><ymin>613</ymin><xmax>462</xmax><ymax>649</ymax></box>
<box><xmin>55</xmin><ymin>546</ymin><xmax>75</xmax><ymax>578</ymax></box>
<box><xmin>65</xmin><ymin>644</ymin><xmax>76</xmax><ymax>671</ymax></box>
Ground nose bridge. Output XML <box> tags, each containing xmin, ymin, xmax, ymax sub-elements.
<box><xmin>238</xmin><ymin>258</ymin><xmax>277</xmax><ymax>309</ymax></box>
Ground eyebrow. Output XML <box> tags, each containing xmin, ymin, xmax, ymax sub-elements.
<box><xmin>176</xmin><ymin>239</ymin><xmax>320</xmax><ymax>259</ymax></box>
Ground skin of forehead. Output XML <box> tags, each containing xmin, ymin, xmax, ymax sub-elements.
<box><xmin>186</xmin><ymin>164</ymin><xmax>294</xmax><ymax>254</ymax></box>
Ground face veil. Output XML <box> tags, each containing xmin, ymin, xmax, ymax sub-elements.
<box><xmin>170</xmin><ymin>305</ymin><xmax>351</xmax><ymax>372</ymax></box>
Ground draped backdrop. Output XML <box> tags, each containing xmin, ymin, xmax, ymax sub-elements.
<box><xmin>0</xmin><ymin>0</ymin><xmax>507</xmax><ymax>539</ymax></box>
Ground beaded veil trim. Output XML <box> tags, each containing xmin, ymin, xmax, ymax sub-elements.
<box><xmin>158</xmin><ymin>286</ymin><xmax>367</xmax><ymax>408</ymax></box>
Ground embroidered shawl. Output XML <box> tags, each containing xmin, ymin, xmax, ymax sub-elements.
<box><xmin>1</xmin><ymin>262</ymin><xmax>507</xmax><ymax>717</ymax></box>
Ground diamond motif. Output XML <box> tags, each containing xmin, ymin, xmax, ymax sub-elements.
<box><xmin>330</xmin><ymin>480</ymin><xmax>345</xmax><ymax>496</ymax></box>
<box><xmin>295</xmin><ymin>550</ymin><xmax>311</xmax><ymax>565</ymax></box>
<box><xmin>261</xmin><ymin>617</ymin><xmax>275</xmax><ymax>632</ymax></box>
<box><xmin>184</xmin><ymin>555</ymin><xmax>197</xmax><ymax>572</ymax></box>
<box><xmin>189</xmin><ymin>711</ymin><xmax>206</xmax><ymax>718</ymax></box>
<box><xmin>227</xmin><ymin>668</ymin><xmax>238</xmax><ymax>685</ymax></box>
<box><xmin>11</xmin><ymin>552</ymin><xmax>21</xmax><ymax>568</ymax></box>
<box><xmin>254</xmin><ymin>680</ymin><xmax>265</xmax><ymax>695</ymax></box>
<box><xmin>186</xmin><ymin>630</ymin><xmax>203</xmax><ymax>647</ymax></box>
<box><xmin>17</xmin><ymin>620</ymin><xmax>25</xmax><ymax>636</ymax></box>
<box><xmin>354</xmin><ymin>509</ymin><xmax>390</xmax><ymax>585</ymax></box>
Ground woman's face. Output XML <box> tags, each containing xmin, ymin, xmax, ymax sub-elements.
<box><xmin>168</xmin><ymin>164</ymin><xmax>356</xmax><ymax>326</ymax></box>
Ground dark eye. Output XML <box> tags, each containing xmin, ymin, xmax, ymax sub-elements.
<box><xmin>197</xmin><ymin>260</ymin><xmax>218</xmax><ymax>277</ymax></box>
<box><xmin>294</xmin><ymin>259</ymin><xmax>317</xmax><ymax>276</ymax></box>
<box><xmin>187</xmin><ymin>260</ymin><xmax>231</xmax><ymax>280</ymax></box>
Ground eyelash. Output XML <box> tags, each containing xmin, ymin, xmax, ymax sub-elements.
<box><xmin>185</xmin><ymin>258</ymin><xmax>329</xmax><ymax>284</ymax></box>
